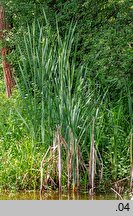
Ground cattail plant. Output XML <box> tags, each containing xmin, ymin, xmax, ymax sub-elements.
<box><xmin>16</xmin><ymin>16</ymin><xmax>106</xmax><ymax>192</ymax></box>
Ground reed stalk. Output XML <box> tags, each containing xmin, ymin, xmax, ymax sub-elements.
<box><xmin>40</xmin><ymin>146</ymin><xmax>50</xmax><ymax>194</ymax></box>
<box><xmin>111</xmin><ymin>188</ymin><xmax>123</xmax><ymax>200</ymax></box>
<box><xmin>130</xmin><ymin>132</ymin><xmax>133</xmax><ymax>192</ymax></box>
<box><xmin>67</xmin><ymin>128</ymin><xmax>73</xmax><ymax>190</ymax></box>
<box><xmin>76</xmin><ymin>144</ymin><xmax>79</xmax><ymax>190</ymax></box>
<box><xmin>57</xmin><ymin>126</ymin><xmax>62</xmax><ymax>193</ymax></box>
<box><xmin>89</xmin><ymin>118</ymin><xmax>96</xmax><ymax>194</ymax></box>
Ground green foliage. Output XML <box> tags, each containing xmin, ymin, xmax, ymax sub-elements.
<box><xmin>0</xmin><ymin>0</ymin><xmax>132</xmax><ymax>192</ymax></box>
<box><xmin>50</xmin><ymin>0</ymin><xmax>133</xmax><ymax>91</ymax></box>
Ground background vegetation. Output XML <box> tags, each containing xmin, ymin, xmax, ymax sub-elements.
<box><xmin>0</xmin><ymin>0</ymin><xmax>132</xmax><ymax>194</ymax></box>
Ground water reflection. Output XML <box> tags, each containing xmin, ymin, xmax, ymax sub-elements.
<box><xmin>0</xmin><ymin>191</ymin><xmax>130</xmax><ymax>200</ymax></box>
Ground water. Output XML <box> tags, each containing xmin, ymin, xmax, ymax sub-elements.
<box><xmin>0</xmin><ymin>191</ymin><xmax>130</xmax><ymax>200</ymax></box>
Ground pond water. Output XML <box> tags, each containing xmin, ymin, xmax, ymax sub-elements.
<box><xmin>0</xmin><ymin>191</ymin><xmax>130</xmax><ymax>200</ymax></box>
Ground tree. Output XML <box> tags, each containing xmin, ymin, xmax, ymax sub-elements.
<box><xmin>0</xmin><ymin>5</ymin><xmax>15</xmax><ymax>97</ymax></box>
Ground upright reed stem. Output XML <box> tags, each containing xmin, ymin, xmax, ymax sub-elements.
<box><xmin>130</xmin><ymin>132</ymin><xmax>133</xmax><ymax>192</ymax></box>
<box><xmin>89</xmin><ymin>119</ymin><xmax>95</xmax><ymax>194</ymax></box>
<box><xmin>76</xmin><ymin>144</ymin><xmax>79</xmax><ymax>190</ymax></box>
<box><xmin>57</xmin><ymin>126</ymin><xmax>62</xmax><ymax>193</ymax></box>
